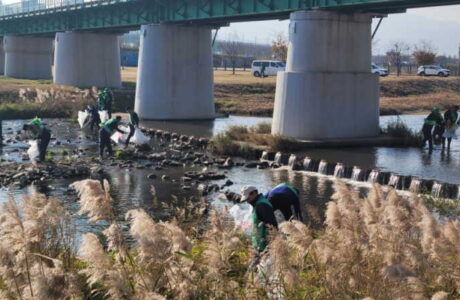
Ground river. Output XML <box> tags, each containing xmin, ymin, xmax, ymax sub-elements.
<box><xmin>0</xmin><ymin>114</ymin><xmax>457</xmax><ymax>233</ymax></box>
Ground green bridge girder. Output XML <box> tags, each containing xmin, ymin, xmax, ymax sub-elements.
<box><xmin>1</xmin><ymin>0</ymin><xmax>460</xmax><ymax>35</ymax></box>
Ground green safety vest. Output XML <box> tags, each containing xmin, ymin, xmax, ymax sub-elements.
<box><xmin>100</xmin><ymin>118</ymin><xmax>118</xmax><ymax>133</ymax></box>
<box><xmin>97</xmin><ymin>93</ymin><xmax>107</xmax><ymax>110</ymax></box>
<box><xmin>129</xmin><ymin>112</ymin><xmax>139</xmax><ymax>126</ymax></box>
<box><xmin>251</xmin><ymin>196</ymin><xmax>273</xmax><ymax>252</ymax></box>
<box><xmin>424</xmin><ymin>111</ymin><xmax>443</xmax><ymax>126</ymax></box>
<box><xmin>446</xmin><ymin>110</ymin><xmax>458</xmax><ymax>123</ymax></box>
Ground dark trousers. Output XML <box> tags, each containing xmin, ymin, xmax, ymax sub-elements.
<box><xmin>125</xmin><ymin>124</ymin><xmax>135</xmax><ymax>145</ymax></box>
<box><xmin>268</xmin><ymin>192</ymin><xmax>303</xmax><ymax>221</ymax></box>
<box><xmin>89</xmin><ymin>119</ymin><xmax>99</xmax><ymax>131</ymax></box>
<box><xmin>433</xmin><ymin>125</ymin><xmax>444</xmax><ymax>145</ymax></box>
<box><xmin>422</xmin><ymin>124</ymin><xmax>434</xmax><ymax>149</ymax></box>
<box><xmin>38</xmin><ymin>129</ymin><xmax>51</xmax><ymax>161</ymax></box>
<box><xmin>99</xmin><ymin>129</ymin><xmax>112</xmax><ymax>157</ymax></box>
<box><xmin>89</xmin><ymin>114</ymin><xmax>101</xmax><ymax>131</ymax></box>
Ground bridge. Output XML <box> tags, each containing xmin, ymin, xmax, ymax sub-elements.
<box><xmin>0</xmin><ymin>0</ymin><xmax>458</xmax><ymax>139</ymax></box>
<box><xmin>0</xmin><ymin>0</ymin><xmax>459</xmax><ymax>35</ymax></box>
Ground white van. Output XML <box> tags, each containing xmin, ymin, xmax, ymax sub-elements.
<box><xmin>252</xmin><ymin>60</ymin><xmax>286</xmax><ymax>77</ymax></box>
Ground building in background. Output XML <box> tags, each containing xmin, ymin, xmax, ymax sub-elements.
<box><xmin>119</xmin><ymin>31</ymin><xmax>272</xmax><ymax>68</ymax></box>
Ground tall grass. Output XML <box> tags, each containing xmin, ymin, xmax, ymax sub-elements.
<box><xmin>210</xmin><ymin>123</ymin><xmax>303</xmax><ymax>154</ymax></box>
<box><xmin>208</xmin><ymin>132</ymin><xmax>253</xmax><ymax>157</ymax></box>
<box><xmin>0</xmin><ymin>87</ymin><xmax>96</xmax><ymax>120</ymax></box>
<box><xmin>382</xmin><ymin>119</ymin><xmax>423</xmax><ymax>146</ymax></box>
<box><xmin>0</xmin><ymin>180</ymin><xmax>458</xmax><ymax>299</ymax></box>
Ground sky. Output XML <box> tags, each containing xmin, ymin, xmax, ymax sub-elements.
<box><xmin>218</xmin><ymin>5</ymin><xmax>460</xmax><ymax>56</ymax></box>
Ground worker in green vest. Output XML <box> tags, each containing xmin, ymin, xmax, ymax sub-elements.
<box><xmin>422</xmin><ymin>107</ymin><xmax>443</xmax><ymax>150</ymax></box>
<box><xmin>240</xmin><ymin>185</ymin><xmax>278</xmax><ymax>252</ymax></box>
<box><xmin>125</xmin><ymin>107</ymin><xmax>140</xmax><ymax>146</ymax></box>
<box><xmin>97</xmin><ymin>88</ymin><xmax>114</xmax><ymax>119</ymax></box>
<box><xmin>22</xmin><ymin>117</ymin><xmax>51</xmax><ymax>162</ymax></box>
<box><xmin>99</xmin><ymin>116</ymin><xmax>126</xmax><ymax>158</ymax></box>
<box><xmin>442</xmin><ymin>105</ymin><xmax>459</xmax><ymax>150</ymax></box>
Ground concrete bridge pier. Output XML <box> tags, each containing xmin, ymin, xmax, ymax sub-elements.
<box><xmin>4</xmin><ymin>36</ymin><xmax>53</xmax><ymax>79</ymax></box>
<box><xmin>272</xmin><ymin>11</ymin><xmax>380</xmax><ymax>140</ymax></box>
<box><xmin>135</xmin><ymin>24</ymin><xmax>215</xmax><ymax>120</ymax></box>
<box><xmin>0</xmin><ymin>38</ymin><xmax>4</xmax><ymax>75</ymax></box>
<box><xmin>54</xmin><ymin>31</ymin><xmax>122</xmax><ymax>88</ymax></box>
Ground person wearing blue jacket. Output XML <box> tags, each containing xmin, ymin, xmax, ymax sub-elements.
<box><xmin>264</xmin><ymin>182</ymin><xmax>303</xmax><ymax>222</ymax></box>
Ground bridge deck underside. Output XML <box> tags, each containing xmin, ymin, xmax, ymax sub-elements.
<box><xmin>0</xmin><ymin>0</ymin><xmax>460</xmax><ymax>35</ymax></box>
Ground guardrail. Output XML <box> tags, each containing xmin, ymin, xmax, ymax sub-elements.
<box><xmin>0</xmin><ymin>0</ymin><xmax>130</xmax><ymax>18</ymax></box>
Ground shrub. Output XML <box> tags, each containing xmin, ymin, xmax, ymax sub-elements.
<box><xmin>208</xmin><ymin>133</ymin><xmax>252</xmax><ymax>157</ymax></box>
<box><xmin>225</xmin><ymin>125</ymin><xmax>249</xmax><ymax>140</ymax></box>
<box><xmin>382</xmin><ymin>119</ymin><xmax>423</xmax><ymax>146</ymax></box>
<box><xmin>211</xmin><ymin>124</ymin><xmax>302</xmax><ymax>154</ymax></box>
<box><xmin>251</xmin><ymin>122</ymin><xmax>272</xmax><ymax>134</ymax></box>
<box><xmin>266</xmin><ymin>135</ymin><xmax>303</xmax><ymax>152</ymax></box>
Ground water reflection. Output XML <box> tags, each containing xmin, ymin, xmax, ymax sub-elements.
<box><xmin>1</xmin><ymin>113</ymin><xmax>460</xmax><ymax>236</ymax></box>
<box><xmin>141</xmin><ymin>115</ymin><xmax>272</xmax><ymax>139</ymax></box>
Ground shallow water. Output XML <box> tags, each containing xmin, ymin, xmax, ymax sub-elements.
<box><xmin>0</xmin><ymin>114</ymin><xmax>458</xmax><ymax>235</ymax></box>
<box><xmin>141</xmin><ymin>114</ymin><xmax>460</xmax><ymax>185</ymax></box>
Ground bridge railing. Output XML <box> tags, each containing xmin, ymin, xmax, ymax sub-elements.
<box><xmin>0</xmin><ymin>0</ymin><xmax>129</xmax><ymax>18</ymax></box>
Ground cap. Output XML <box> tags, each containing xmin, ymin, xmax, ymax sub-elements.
<box><xmin>240</xmin><ymin>185</ymin><xmax>257</xmax><ymax>202</ymax></box>
<box><xmin>29</xmin><ymin>117</ymin><xmax>42</xmax><ymax>127</ymax></box>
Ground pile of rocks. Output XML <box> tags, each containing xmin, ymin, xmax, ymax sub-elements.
<box><xmin>0</xmin><ymin>162</ymin><xmax>90</xmax><ymax>189</ymax></box>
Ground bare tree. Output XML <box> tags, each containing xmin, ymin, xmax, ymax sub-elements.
<box><xmin>413</xmin><ymin>40</ymin><xmax>437</xmax><ymax>66</ymax></box>
<box><xmin>219</xmin><ymin>34</ymin><xmax>245</xmax><ymax>75</ymax></box>
<box><xmin>271</xmin><ymin>33</ymin><xmax>288</xmax><ymax>62</ymax></box>
<box><xmin>386</xmin><ymin>41</ymin><xmax>410</xmax><ymax>76</ymax></box>
<box><xmin>372</xmin><ymin>38</ymin><xmax>380</xmax><ymax>56</ymax></box>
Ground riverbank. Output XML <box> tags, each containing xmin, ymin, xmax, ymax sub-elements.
<box><xmin>1</xmin><ymin>70</ymin><xmax>460</xmax><ymax>119</ymax></box>
<box><xmin>211</xmin><ymin>72</ymin><xmax>460</xmax><ymax>116</ymax></box>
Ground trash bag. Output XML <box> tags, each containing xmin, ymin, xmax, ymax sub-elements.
<box><xmin>78</xmin><ymin>111</ymin><xmax>89</xmax><ymax>129</ymax></box>
<box><xmin>111</xmin><ymin>125</ymin><xmax>130</xmax><ymax>144</ymax></box>
<box><xmin>99</xmin><ymin>110</ymin><xmax>109</xmax><ymax>123</ymax></box>
<box><xmin>131</xmin><ymin>128</ymin><xmax>150</xmax><ymax>145</ymax></box>
<box><xmin>27</xmin><ymin>140</ymin><xmax>40</xmax><ymax>163</ymax></box>
<box><xmin>229</xmin><ymin>203</ymin><xmax>253</xmax><ymax>235</ymax></box>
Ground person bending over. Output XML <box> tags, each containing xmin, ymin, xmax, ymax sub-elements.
<box><xmin>99</xmin><ymin>116</ymin><xmax>126</xmax><ymax>159</ymax></box>
<box><xmin>265</xmin><ymin>182</ymin><xmax>303</xmax><ymax>222</ymax></box>
<box><xmin>23</xmin><ymin>117</ymin><xmax>51</xmax><ymax>162</ymax></box>
<box><xmin>240</xmin><ymin>185</ymin><xmax>277</xmax><ymax>252</ymax></box>
<box><xmin>125</xmin><ymin>107</ymin><xmax>140</xmax><ymax>146</ymax></box>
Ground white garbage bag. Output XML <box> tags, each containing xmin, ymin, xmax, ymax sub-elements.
<box><xmin>131</xmin><ymin>128</ymin><xmax>150</xmax><ymax>145</ymax></box>
<box><xmin>78</xmin><ymin>111</ymin><xmax>89</xmax><ymax>129</ymax></box>
<box><xmin>110</xmin><ymin>125</ymin><xmax>130</xmax><ymax>144</ymax></box>
<box><xmin>99</xmin><ymin>110</ymin><xmax>109</xmax><ymax>123</ymax></box>
<box><xmin>229</xmin><ymin>203</ymin><xmax>253</xmax><ymax>235</ymax></box>
<box><xmin>27</xmin><ymin>140</ymin><xmax>40</xmax><ymax>163</ymax></box>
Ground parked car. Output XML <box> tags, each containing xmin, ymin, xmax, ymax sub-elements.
<box><xmin>371</xmin><ymin>63</ymin><xmax>388</xmax><ymax>76</ymax></box>
<box><xmin>417</xmin><ymin>65</ymin><xmax>450</xmax><ymax>77</ymax></box>
<box><xmin>252</xmin><ymin>60</ymin><xmax>286</xmax><ymax>77</ymax></box>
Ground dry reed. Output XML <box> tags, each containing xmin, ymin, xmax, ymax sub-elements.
<box><xmin>0</xmin><ymin>179</ymin><xmax>458</xmax><ymax>299</ymax></box>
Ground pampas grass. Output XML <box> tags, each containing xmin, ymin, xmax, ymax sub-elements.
<box><xmin>70</xmin><ymin>179</ymin><xmax>113</xmax><ymax>223</ymax></box>
<box><xmin>0</xmin><ymin>193</ymin><xmax>79</xmax><ymax>300</ymax></box>
<box><xmin>0</xmin><ymin>179</ymin><xmax>458</xmax><ymax>299</ymax></box>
